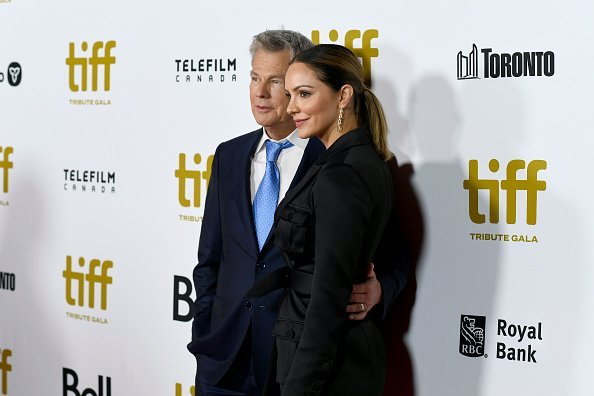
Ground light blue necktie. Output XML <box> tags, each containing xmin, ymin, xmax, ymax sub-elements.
<box><xmin>253</xmin><ymin>139</ymin><xmax>294</xmax><ymax>250</ymax></box>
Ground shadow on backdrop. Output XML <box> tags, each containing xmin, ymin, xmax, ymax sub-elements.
<box><xmin>408</xmin><ymin>75</ymin><xmax>500</xmax><ymax>396</ymax></box>
<box><xmin>376</xmin><ymin>157</ymin><xmax>424</xmax><ymax>396</ymax></box>
<box><xmin>371</xmin><ymin>56</ymin><xmax>425</xmax><ymax>395</ymax></box>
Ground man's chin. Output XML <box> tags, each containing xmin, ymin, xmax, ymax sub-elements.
<box><xmin>252</xmin><ymin>114</ymin><xmax>275</xmax><ymax>128</ymax></box>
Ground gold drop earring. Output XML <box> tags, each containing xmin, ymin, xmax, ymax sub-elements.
<box><xmin>337</xmin><ymin>107</ymin><xmax>344</xmax><ymax>133</ymax></box>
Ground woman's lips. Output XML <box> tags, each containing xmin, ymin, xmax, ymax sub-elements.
<box><xmin>294</xmin><ymin>118</ymin><xmax>307</xmax><ymax>127</ymax></box>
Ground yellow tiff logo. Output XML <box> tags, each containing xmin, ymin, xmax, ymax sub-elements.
<box><xmin>175</xmin><ymin>153</ymin><xmax>213</xmax><ymax>208</ymax></box>
<box><xmin>63</xmin><ymin>256</ymin><xmax>113</xmax><ymax>310</ymax></box>
<box><xmin>66</xmin><ymin>40</ymin><xmax>116</xmax><ymax>92</ymax></box>
<box><xmin>0</xmin><ymin>348</ymin><xmax>11</xmax><ymax>396</ymax></box>
<box><xmin>0</xmin><ymin>147</ymin><xmax>13</xmax><ymax>193</ymax></box>
<box><xmin>463</xmin><ymin>159</ymin><xmax>547</xmax><ymax>225</ymax></box>
<box><xmin>311</xmin><ymin>29</ymin><xmax>378</xmax><ymax>86</ymax></box>
<box><xmin>175</xmin><ymin>383</ymin><xmax>195</xmax><ymax>396</ymax></box>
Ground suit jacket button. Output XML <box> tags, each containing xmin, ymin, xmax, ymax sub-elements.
<box><xmin>244</xmin><ymin>301</ymin><xmax>253</xmax><ymax>311</ymax></box>
<box><xmin>256</xmin><ymin>262</ymin><xmax>266</xmax><ymax>271</ymax></box>
<box><xmin>322</xmin><ymin>362</ymin><xmax>330</xmax><ymax>371</ymax></box>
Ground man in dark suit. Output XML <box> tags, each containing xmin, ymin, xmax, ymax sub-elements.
<box><xmin>188</xmin><ymin>30</ymin><xmax>404</xmax><ymax>396</ymax></box>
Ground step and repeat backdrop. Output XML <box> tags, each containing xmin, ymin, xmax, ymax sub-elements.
<box><xmin>1</xmin><ymin>1</ymin><xmax>594</xmax><ymax>395</ymax></box>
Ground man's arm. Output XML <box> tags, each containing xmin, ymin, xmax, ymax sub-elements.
<box><xmin>346</xmin><ymin>253</ymin><xmax>409</xmax><ymax>320</ymax></box>
<box><xmin>346</xmin><ymin>263</ymin><xmax>382</xmax><ymax>320</ymax></box>
<box><xmin>188</xmin><ymin>146</ymin><xmax>223</xmax><ymax>348</ymax></box>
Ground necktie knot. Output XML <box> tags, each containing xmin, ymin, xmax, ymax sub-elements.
<box><xmin>265</xmin><ymin>140</ymin><xmax>293</xmax><ymax>163</ymax></box>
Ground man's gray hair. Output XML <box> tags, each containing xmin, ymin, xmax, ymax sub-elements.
<box><xmin>249</xmin><ymin>29</ymin><xmax>313</xmax><ymax>60</ymax></box>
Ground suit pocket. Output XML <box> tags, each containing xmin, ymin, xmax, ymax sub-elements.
<box><xmin>272</xmin><ymin>319</ymin><xmax>304</xmax><ymax>385</ymax></box>
<box><xmin>275</xmin><ymin>204</ymin><xmax>311</xmax><ymax>254</ymax></box>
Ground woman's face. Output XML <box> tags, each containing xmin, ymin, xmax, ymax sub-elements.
<box><xmin>285</xmin><ymin>62</ymin><xmax>342</xmax><ymax>143</ymax></box>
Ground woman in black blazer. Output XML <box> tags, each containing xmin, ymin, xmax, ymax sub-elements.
<box><xmin>264</xmin><ymin>44</ymin><xmax>394</xmax><ymax>396</ymax></box>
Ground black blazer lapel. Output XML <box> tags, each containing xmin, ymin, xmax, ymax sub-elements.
<box><xmin>260</xmin><ymin>137</ymin><xmax>325</xmax><ymax>253</ymax></box>
<box><xmin>288</xmin><ymin>137</ymin><xmax>325</xmax><ymax>190</ymax></box>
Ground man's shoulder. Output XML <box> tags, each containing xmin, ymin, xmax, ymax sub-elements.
<box><xmin>217</xmin><ymin>128</ymin><xmax>262</xmax><ymax>153</ymax></box>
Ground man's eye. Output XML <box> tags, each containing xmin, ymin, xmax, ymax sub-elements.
<box><xmin>285</xmin><ymin>92</ymin><xmax>291</xmax><ymax>98</ymax></box>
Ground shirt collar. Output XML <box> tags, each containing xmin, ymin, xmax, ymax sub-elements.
<box><xmin>254</xmin><ymin>128</ymin><xmax>308</xmax><ymax>155</ymax></box>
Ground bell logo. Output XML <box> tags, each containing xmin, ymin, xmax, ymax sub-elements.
<box><xmin>66</xmin><ymin>41</ymin><xmax>116</xmax><ymax>92</ymax></box>
<box><xmin>175</xmin><ymin>153</ymin><xmax>213</xmax><ymax>208</ymax></box>
<box><xmin>463</xmin><ymin>159</ymin><xmax>547</xmax><ymax>225</ymax></box>
<box><xmin>63</xmin><ymin>256</ymin><xmax>113</xmax><ymax>310</ymax></box>
<box><xmin>311</xmin><ymin>29</ymin><xmax>378</xmax><ymax>87</ymax></box>
<box><xmin>63</xmin><ymin>368</ymin><xmax>111</xmax><ymax>396</ymax></box>
<box><xmin>0</xmin><ymin>147</ymin><xmax>13</xmax><ymax>194</ymax></box>
<box><xmin>173</xmin><ymin>275</ymin><xmax>194</xmax><ymax>322</ymax></box>
<box><xmin>175</xmin><ymin>383</ymin><xmax>195</xmax><ymax>396</ymax></box>
<box><xmin>0</xmin><ymin>349</ymin><xmax>11</xmax><ymax>395</ymax></box>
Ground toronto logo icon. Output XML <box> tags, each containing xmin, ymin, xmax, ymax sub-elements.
<box><xmin>457</xmin><ymin>44</ymin><xmax>555</xmax><ymax>80</ymax></box>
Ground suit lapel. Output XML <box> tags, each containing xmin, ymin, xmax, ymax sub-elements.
<box><xmin>260</xmin><ymin>137</ymin><xmax>325</xmax><ymax>253</ymax></box>
<box><xmin>288</xmin><ymin>137</ymin><xmax>325</xmax><ymax>190</ymax></box>
<box><xmin>275</xmin><ymin>129</ymin><xmax>370</xmax><ymax>223</ymax></box>
<box><xmin>234</xmin><ymin>129</ymin><xmax>262</xmax><ymax>255</ymax></box>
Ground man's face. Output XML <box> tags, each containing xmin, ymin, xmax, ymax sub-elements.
<box><xmin>250</xmin><ymin>49</ymin><xmax>295</xmax><ymax>138</ymax></box>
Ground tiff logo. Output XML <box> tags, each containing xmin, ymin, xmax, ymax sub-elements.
<box><xmin>175</xmin><ymin>383</ymin><xmax>195</xmax><ymax>396</ymax></box>
<box><xmin>0</xmin><ymin>349</ymin><xmax>11</xmax><ymax>396</ymax></box>
<box><xmin>175</xmin><ymin>153</ymin><xmax>213</xmax><ymax>208</ymax></box>
<box><xmin>312</xmin><ymin>29</ymin><xmax>378</xmax><ymax>87</ymax></box>
<box><xmin>66</xmin><ymin>41</ymin><xmax>116</xmax><ymax>92</ymax></box>
<box><xmin>63</xmin><ymin>256</ymin><xmax>113</xmax><ymax>310</ymax></box>
<box><xmin>459</xmin><ymin>315</ymin><xmax>485</xmax><ymax>358</ymax></box>
<box><xmin>457</xmin><ymin>44</ymin><xmax>479</xmax><ymax>80</ymax></box>
<box><xmin>463</xmin><ymin>159</ymin><xmax>547</xmax><ymax>225</ymax></box>
<box><xmin>0</xmin><ymin>147</ymin><xmax>13</xmax><ymax>194</ymax></box>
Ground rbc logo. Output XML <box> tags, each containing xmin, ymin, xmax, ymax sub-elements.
<box><xmin>63</xmin><ymin>256</ymin><xmax>113</xmax><ymax>310</ymax></box>
<box><xmin>66</xmin><ymin>41</ymin><xmax>116</xmax><ymax>92</ymax></box>
<box><xmin>63</xmin><ymin>368</ymin><xmax>111</xmax><ymax>396</ymax></box>
<box><xmin>0</xmin><ymin>349</ymin><xmax>11</xmax><ymax>395</ymax></box>
<box><xmin>311</xmin><ymin>29</ymin><xmax>378</xmax><ymax>87</ymax></box>
<box><xmin>459</xmin><ymin>315</ymin><xmax>486</xmax><ymax>358</ymax></box>
<box><xmin>175</xmin><ymin>153</ymin><xmax>213</xmax><ymax>208</ymax></box>
<box><xmin>0</xmin><ymin>146</ymin><xmax>14</xmax><ymax>194</ymax></box>
<box><xmin>463</xmin><ymin>159</ymin><xmax>547</xmax><ymax>225</ymax></box>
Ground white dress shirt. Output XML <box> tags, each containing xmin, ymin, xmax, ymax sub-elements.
<box><xmin>250</xmin><ymin>129</ymin><xmax>308</xmax><ymax>205</ymax></box>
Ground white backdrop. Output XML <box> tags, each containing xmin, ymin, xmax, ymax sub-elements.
<box><xmin>1</xmin><ymin>1</ymin><xmax>594</xmax><ymax>395</ymax></box>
